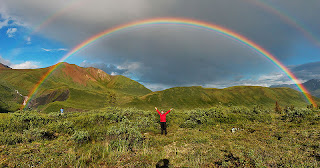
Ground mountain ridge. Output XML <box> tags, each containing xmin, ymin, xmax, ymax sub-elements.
<box><xmin>0</xmin><ymin>63</ymin><xmax>11</xmax><ymax>69</ymax></box>
<box><xmin>0</xmin><ymin>62</ymin><xmax>319</xmax><ymax>112</ymax></box>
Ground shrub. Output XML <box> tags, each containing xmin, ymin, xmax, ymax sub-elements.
<box><xmin>23</xmin><ymin>128</ymin><xmax>54</xmax><ymax>142</ymax></box>
<box><xmin>206</xmin><ymin>107</ymin><xmax>227</xmax><ymax>118</ymax></box>
<box><xmin>107</xmin><ymin>118</ymin><xmax>143</xmax><ymax>151</ymax></box>
<box><xmin>53</xmin><ymin>120</ymin><xmax>74</xmax><ymax>134</ymax></box>
<box><xmin>0</xmin><ymin>132</ymin><xmax>26</xmax><ymax>145</ymax></box>
<box><xmin>180</xmin><ymin>119</ymin><xmax>198</xmax><ymax>128</ymax></box>
<box><xmin>282</xmin><ymin>108</ymin><xmax>313</xmax><ymax>122</ymax></box>
<box><xmin>71</xmin><ymin>131</ymin><xmax>90</xmax><ymax>144</ymax></box>
<box><xmin>136</xmin><ymin>116</ymin><xmax>157</xmax><ymax>132</ymax></box>
<box><xmin>8</xmin><ymin>112</ymin><xmax>50</xmax><ymax>132</ymax></box>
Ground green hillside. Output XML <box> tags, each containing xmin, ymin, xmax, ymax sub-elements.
<box><xmin>0</xmin><ymin>82</ymin><xmax>24</xmax><ymax>112</ymax></box>
<box><xmin>0</xmin><ymin>62</ymin><xmax>151</xmax><ymax>112</ymax></box>
<box><xmin>128</xmin><ymin>86</ymin><xmax>320</xmax><ymax>109</ymax></box>
<box><xmin>0</xmin><ymin>62</ymin><xmax>319</xmax><ymax>112</ymax></box>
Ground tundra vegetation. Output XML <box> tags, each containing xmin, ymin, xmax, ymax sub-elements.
<box><xmin>0</xmin><ymin>104</ymin><xmax>320</xmax><ymax>167</ymax></box>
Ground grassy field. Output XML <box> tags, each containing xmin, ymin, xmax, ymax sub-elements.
<box><xmin>0</xmin><ymin>105</ymin><xmax>319</xmax><ymax>167</ymax></box>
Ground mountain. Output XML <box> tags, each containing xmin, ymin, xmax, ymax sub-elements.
<box><xmin>0</xmin><ymin>62</ymin><xmax>151</xmax><ymax>112</ymax></box>
<box><xmin>0</xmin><ymin>62</ymin><xmax>318</xmax><ymax>112</ymax></box>
<box><xmin>0</xmin><ymin>63</ymin><xmax>11</xmax><ymax>69</ymax></box>
<box><xmin>270</xmin><ymin>79</ymin><xmax>320</xmax><ymax>98</ymax></box>
<box><xmin>127</xmin><ymin>86</ymin><xmax>319</xmax><ymax>109</ymax></box>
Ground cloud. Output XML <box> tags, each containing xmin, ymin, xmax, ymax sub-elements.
<box><xmin>0</xmin><ymin>55</ymin><xmax>39</xmax><ymax>69</ymax></box>
<box><xmin>0</xmin><ymin>55</ymin><xmax>11</xmax><ymax>66</ymax></box>
<box><xmin>1</xmin><ymin>0</ymin><xmax>320</xmax><ymax>88</ymax></box>
<box><xmin>41</xmin><ymin>48</ymin><xmax>68</xmax><ymax>52</ymax></box>
<box><xmin>290</xmin><ymin>61</ymin><xmax>320</xmax><ymax>80</ymax></box>
<box><xmin>10</xmin><ymin>61</ymin><xmax>39</xmax><ymax>69</ymax></box>
<box><xmin>0</xmin><ymin>19</ymin><xmax>9</xmax><ymax>29</ymax></box>
<box><xmin>6</xmin><ymin>27</ymin><xmax>17</xmax><ymax>37</ymax></box>
<box><xmin>26</xmin><ymin>37</ymin><xmax>31</xmax><ymax>44</ymax></box>
<box><xmin>80</xmin><ymin>61</ymin><xmax>128</xmax><ymax>75</ymax></box>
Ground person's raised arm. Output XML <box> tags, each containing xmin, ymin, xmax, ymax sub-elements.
<box><xmin>155</xmin><ymin>107</ymin><xmax>160</xmax><ymax>115</ymax></box>
<box><xmin>165</xmin><ymin>108</ymin><xmax>173</xmax><ymax>115</ymax></box>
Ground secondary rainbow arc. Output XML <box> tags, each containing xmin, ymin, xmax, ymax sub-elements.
<box><xmin>22</xmin><ymin>17</ymin><xmax>317</xmax><ymax>109</ymax></box>
<box><xmin>251</xmin><ymin>0</ymin><xmax>320</xmax><ymax>47</ymax></box>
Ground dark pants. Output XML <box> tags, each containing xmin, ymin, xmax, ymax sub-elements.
<box><xmin>160</xmin><ymin>122</ymin><xmax>167</xmax><ymax>135</ymax></box>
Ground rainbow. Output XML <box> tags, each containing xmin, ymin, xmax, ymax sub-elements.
<box><xmin>22</xmin><ymin>17</ymin><xmax>316</xmax><ymax>109</ymax></box>
<box><xmin>30</xmin><ymin>0</ymin><xmax>85</xmax><ymax>35</ymax></box>
<box><xmin>250</xmin><ymin>0</ymin><xmax>320</xmax><ymax>47</ymax></box>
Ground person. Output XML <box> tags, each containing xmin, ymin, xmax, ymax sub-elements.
<box><xmin>60</xmin><ymin>108</ymin><xmax>64</xmax><ymax>115</ymax></box>
<box><xmin>155</xmin><ymin>107</ymin><xmax>173</xmax><ymax>135</ymax></box>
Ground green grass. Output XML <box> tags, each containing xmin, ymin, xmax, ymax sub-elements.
<box><xmin>1</xmin><ymin>106</ymin><xmax>320</xmax><ymax>167</ymax></box>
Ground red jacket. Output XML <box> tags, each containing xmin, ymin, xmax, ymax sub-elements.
<box><xmin>157</xmin><ymin>109</ymin><xmax>171</xmax><ymax>122</ymax></box>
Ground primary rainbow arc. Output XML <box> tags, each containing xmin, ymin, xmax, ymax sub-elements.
<box><xmin>22</xmin><ymin>17</ymin><xmax>316</xmax><ymax>109</ymax></box>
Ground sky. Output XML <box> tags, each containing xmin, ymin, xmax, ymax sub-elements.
<box><xmin>0</xmin><ymin>0</ymin><xmax>320</xmax><ymax>91</ymax></box>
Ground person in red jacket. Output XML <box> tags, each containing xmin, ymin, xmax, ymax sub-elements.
<box><xmin>155</xmin><ymin>107</ymin><xmax>173</xmax><ymax>135</ymax></box>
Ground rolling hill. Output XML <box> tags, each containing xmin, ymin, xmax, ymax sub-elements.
<box><xmin>0</xmin><ymin>62</ymin><xmax>319</xmax><ymax>112</ymax></box>
<box><xmin>127</xmin><ymin>86</ymin><xmax>319</xmax><ymax>109</ymax></box>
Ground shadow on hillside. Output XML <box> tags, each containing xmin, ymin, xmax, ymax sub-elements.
<box><xmin>156</xmin><ymin>159</ymin><xmax>170</xmax><ymax>168</ymax></box>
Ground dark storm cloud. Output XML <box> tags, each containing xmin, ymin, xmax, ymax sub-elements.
<box><xmin>291</xmin><ymin>61</ymin><xmax>320</xmax><ymax>80</ymax></box>
<box><xmin>1</xmin><ymin>0</ymin><xmax>320</xmax><ymax>89</ymax></box>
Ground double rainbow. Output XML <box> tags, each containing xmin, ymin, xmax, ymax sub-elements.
<box><xmin>22</xmin><ymin>17</ymin><xmax>316</xmax><ymax>109</ymax></box>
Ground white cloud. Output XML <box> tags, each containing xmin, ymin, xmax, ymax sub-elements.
<box><xmin>42</xmin><ymin>48</ymin><xmax>51</xmax><ymax>52</ymax></box>
<box><xmin>6</xmin><ymin>27</ymin><xmax>17</xmax><ymax>37</ymax></box>
<box><xmin>0</xmin><ymin>4</ymin><xmax>28</xmax><ymax>29</ymax></box>
<box><xmin>117</xmin><ymin>62</ymin><xmax>141</xmax><ymax>73</ymax></box>
<box><xmin>0</xmin><ymin>19</ymin><xmax>9</xmax><ymax>29</ymax></box>
<box><xmin>142</xmin><ymin>83</ymin><xmax>171</xmax><ymax>91</ymax></box>
<box><xmin>26</xmin><ymin>37</ymin><xmax>31</xmax><ymax>44</ymax></box>
<box><xmin>0</xmin><ymin>55</ymin><xmax>40</xmax><ymax>69</ymax></box>
<box><xmin>41</xmin><ymin>48</ymin><xmax>68</xmax><ymax>52</ymax></box>
<box><xmin>0</xmin><ymin>7</ymin><xmax>10</xmax><ymax>29</ymax></box>
<box><xmin>110</xmin><ymin>72</ymin><xmax>118</xmax><ymax>76</ymax></box>
<box><xmin>10</xmin><ymin>61</ymin><xmax>39</xmax><ymax>69</ymax></box>
<box><xmin>0</xmin><ymin>55</ymin><xmax>11</xmax><ymax>65</ymax></box>
<box><xmin>203</xmin><ymin>72</ymin><xmax>299</xmax><ymax>89</ymax></box>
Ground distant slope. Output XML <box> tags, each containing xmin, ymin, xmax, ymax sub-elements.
<box><xmin>127</xmin><ymin>86</ymin><xmax>319</xmax><ymax>109</ymax></box>
<box><xmin>0</xmin><ymin>62</ymin><xmax>151</xmax><ymax>112</ymax></box>
<box><xmin>0</xmin><ymin>63</ymin><xmax>11</xmax><ymax>69</ymax></box>
<box><xmin>271</xmin><ymin>79</ymin><xmax>320</xmax><ymax>98</ymax></box>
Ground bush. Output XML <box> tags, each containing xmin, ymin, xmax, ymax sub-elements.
<box><xmin>54</xmin><ymin>120</ymin><xmax>74</xmax><ymax>134</ymax></box>
<box><xmin>24</xmin><ymin>128</ymin><xmax>54</xmax><ymax>142</ymax></box>
<box><xmin>282</xmin><ymin>108</ymin><xmax>313</xmax><ymax>122</ymax></box>
<box><xmin>180</xmin><ymin>119</ymin><xmax>198</xmax><ymax>128</ymax></box>
<box><xmin>0</xmin><ymin>132</ymin><xmax>26</xmax><ymax>145</ymax></box>
<box><xmin>107</xmin><ymin>118</ymin><xmax>143</xmax><ymax>151</ymax></box>
<box><xmin>136</xmin><ymin>116</ymin><xmax>157</xmax><ymax>132</ymax></box>
<box><xmin>71</xmin><ymin>131</ymin><xmax>90</xmax><ymax>144</ymax></box>
<box><xmin>7</xmin><ymin>112</ymin><xmax>50</xmax><ymax>132</ymax></box>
